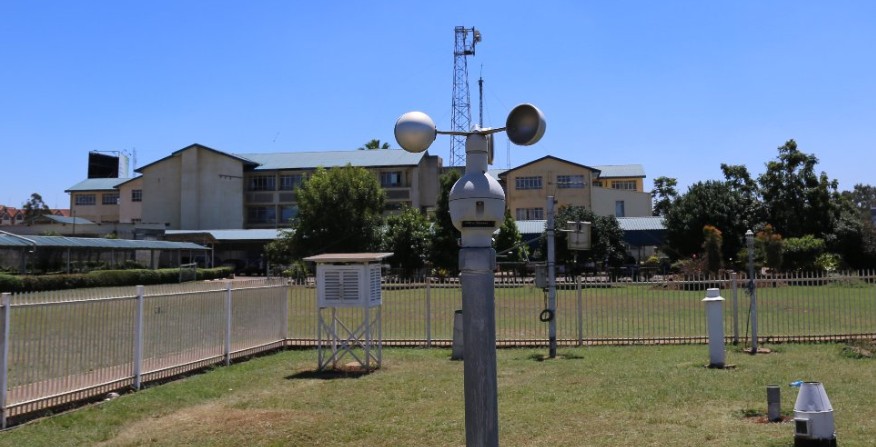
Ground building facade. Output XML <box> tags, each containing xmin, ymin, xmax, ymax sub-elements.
<box><xmin>498</xmin><ymin>156</ymin><xmax>652</xmax><ymax>220</ymax></box>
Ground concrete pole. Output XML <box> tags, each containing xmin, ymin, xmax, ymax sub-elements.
<box><xmin>546</xmin><ymin>195</ymin><xmax>557</xmax><ymax>359</ymax></box>
<box><xmin>460</xmin><ymin>247</ymin><xmax>499</xmax><ymax>447</ymax></box>
<box><xmin>702</xmin><ymin>288</ymin><xmax>725</xmax><ymax>368</ymax></box>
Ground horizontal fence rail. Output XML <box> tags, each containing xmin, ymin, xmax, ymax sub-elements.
<box><xmin>2</xmin><ymin>270</ymin><xmax>875</xmax><ymax>426</ymax></box>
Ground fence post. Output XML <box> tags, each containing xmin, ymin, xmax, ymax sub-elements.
<box><xmin>731</xmin><ymin>273</ymin><xmax>739</xmax><ymax>345</ymax></box>
<box><xmin>1</xmin><ymin>293</ymin><xmax>11</xmax><ymax>429</ymax></box>
<box><xmin>133</xmin><ymin>285</ymin><xmax>145</xmax><ymax>390</ymax></box>
<box><xmin>283</xmin><ymin>281</ymin><xmax>290</xmax><ymax>346</ymax></box>
<box><xmin>576</xmin><ymin>275</ymin><xmax>583</xmax><ymax>346</ymax></box>
<box><xmin>224</xmin><ymin>282</ymin><xmax>232</xmax><ymax>366</ymax></box>
<box><xmin>425</xmin><ymin>280</ymin><xmax>432</xmax><ymax>348</ymax></box>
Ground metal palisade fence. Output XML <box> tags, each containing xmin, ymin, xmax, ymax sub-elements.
<box><xmin>1</xmin><ymin>270</ymin><xmax>875</xmax><ymax>426</ymax></box>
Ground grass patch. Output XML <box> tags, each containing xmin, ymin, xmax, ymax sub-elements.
<box><xmin>840</xmin><ymin>339</ymin><xmax>875</xmax><ymax>359</ymax></box>
<box><xmin>2</xmin><ymin>344</ymin><xmax>876</xmax><ymax>446</ymax></box>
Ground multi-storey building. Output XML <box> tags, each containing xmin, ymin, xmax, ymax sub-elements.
<box><xmin>497</xmin><ymin>155</ymin><xmax>651</xmax><ymax>220</ymax></box>
<box><xmin>67</xmin><ymin>143</ymin><xmax>443</xmax><ymax>231</ymax></box>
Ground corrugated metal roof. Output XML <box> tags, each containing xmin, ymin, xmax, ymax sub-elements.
<box><xmin>514</xmin><ymin>220</ymin><xmax>547</xmax><ymax>234</ymax></box>
<box><xmin>513</xmin><ymin>217</ymin><xmax>664</xmax><ymax>234</ymax></box>
<box><xmin>616</xmin><ymin>216</ymin><xmax>665</xmax><ymax>231</ymax></box>
<box><xmin>165</xmin><ymin>229</ymin><xmax>282</xmax><ymax>241</ymax></box>
<box><xmin>65</xmin><ymin>178</ymin><xmax>130</xmax><ymax>192</ymax></box>
<box><xmin>0</xmin><ymin>233</ymin><xmax>208</xmax><ymax>250</ymax></box>
<box><xmin>592</xmin><ymin>164</ymin><xmax>646</xmax><ymax>178</ymax></box>
<box><xmin>42</xmin><ymin>215</ymin><xmax>95</xmax><ymax>225</ymax></box>
<box><xmin>236</xmin><ymin>149</ymin><xmax>427</xmax><ymax>171</ymax></box>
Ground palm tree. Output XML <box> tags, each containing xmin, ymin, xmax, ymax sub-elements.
<box><xmin>358</xmin><ymin>139</ymin><xmax>391</xmax><ymax>150</ymax></box>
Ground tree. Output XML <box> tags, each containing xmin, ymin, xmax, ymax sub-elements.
<box><xmin>271</xmin><ymin>165</ymin><xmax>385</xmax><ymax>260</ymax></box>
<box><xmin>758</xmin><ymin>140</ymin><xmax>839</xmax><ymax>239</ymax></box>
<box><xmin>382</xmin><ymin>206</ymin><xmax>431</xmax><ymax>278</ymax></box>
<box><xmin>757</xmin><ymin>224</ymin><xmax>783</xmax><ymax>272</ymax></box>
<box><xmin>651</xmin><ymin>176</ymin><xmax>678</xmax><ymax>217</ymax></box>
<box><xmin>495</xmin><ymin>208</ymin><xmax>529</xmax><ymax>269</ymax></box>
<box><xmin>663</xmin><ymin>180</ymin><xmax>750</xmax><ymax>262</ymax></box>
<box><xmin>430</xmin><ymin>170</ymin><xmax>462</xmax><ymax>275</ymax></box>
<box><xmin>543</xmin><ymin>206</ymin><xmax>627</xmax><ymax>272</ymax></box>
<box><xmin>702</xmin><ymin>225</ymin><xmax>723</xmax><ymax>274</ymax></box>
<box><xmin>358</xmin><ymin>139</ymin><xmax>391</xmax><ymax>150</ymax></box>
<box><xmin>21</xmin><ymin>193</ymin><xmax>51</xmax><ymax>223</ymax></box>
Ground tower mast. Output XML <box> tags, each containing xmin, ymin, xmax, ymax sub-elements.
<box><xmin>450</xmin><ymin>26</ymin><xmax>481</xmax><ymax>168</ymax></box>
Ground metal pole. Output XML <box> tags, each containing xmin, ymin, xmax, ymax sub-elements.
<box><xmin>746</xmin><ymin>230</ymin><xmax>758</xmax><ymax>353</ymax></box>
<box><xmin>731</xmin><ymin>272</ymin><xmax>739</xmax><ymax>345</ymax></box>
<box><xmin>0</xmin><ymin>293</ymin><xmax>11</xmax><ymax>429</ymax></box>
<box><xmin>133</xmin><ymin>285</ymin><xmax>145</xmax><ymax>390</ymax></box>
<box><xmin>425</xmin><ymin>281</ymin><xmax>432</xmax><ymax>348</ymax></box>
<box><xmin>546</xmin><ymin>196</ymin><xmax>557</xmax><ymax>358</ymax></box>
<box><xmin>576</xmin><ymin>275</ymin><xmax>583</xmax><ymax>347</ymax></box>
<box><xmin>224</xmin><ymin>282</ymin><xmax>232</xmax><ymax>366</ymax></box>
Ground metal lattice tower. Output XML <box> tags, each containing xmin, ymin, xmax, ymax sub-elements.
<box><xmin>450</xmin><ymin>26</ymin><xmax>481</xmax><ymax>168</ymax></box>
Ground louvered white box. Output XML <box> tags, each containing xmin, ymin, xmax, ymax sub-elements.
<box><xmin>304</xmin><ymin>253</ymin><xmax>392</xmax><ymax>309</ymax></box>
<box><xmin>316</xmin><ymin>263</ymin><xmax>382</xmax><ymax>308</ymax></box>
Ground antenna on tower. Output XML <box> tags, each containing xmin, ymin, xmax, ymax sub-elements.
<box><xmin>450</xmin><ymin>26</ymin><xmax>481</xmax><ymax>168</ymax></box>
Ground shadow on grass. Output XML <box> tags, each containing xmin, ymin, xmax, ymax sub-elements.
<box><xmin>526</xmin><ymin>351</ymin><xmax>586</xmax><ymax>362</ymax></box>
<box><xmin>285</xmin><ymin>369</ymin><xmax>375</xmax><ymax>380</ymax></box>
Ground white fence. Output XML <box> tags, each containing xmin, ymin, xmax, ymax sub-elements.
<box><xmin>2</xmin><ymin>270</ymin><xmax>875</xmax><ymax>426</ymax></box>
<box><xmin>0</xmin><ymin>279</ymin><xmax>287</xmax><ymax>427</ymax></box>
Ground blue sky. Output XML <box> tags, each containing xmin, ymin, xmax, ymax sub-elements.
<box><xmin>2</xmin><ymin>1</ymin><xmax>874</xmax><ymax>209</ymax></box>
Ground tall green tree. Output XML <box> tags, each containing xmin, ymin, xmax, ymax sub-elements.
<box><xmin>651</xmin><ymin>176</ymin><xmax>678</xmax><ymax>217</ymax></box>
<box><xmin>544</xmin><ymin>206</ymin><xmax>627</xmax><ymax>271</ymax></box>
<box><xmin>430</xmin><ymin>170</ymin><xmax>462</xmax><ymax>274</ymax></box>
<box><xmin>382</xmin><ymin>206</ymin><xmax>431</xmax><ymax>278</ymax></box>
<box><xmin>664</xmin><ymin>180</ymin><xmax>749</xmax><ymax>261</ymax></box>
<box><xmin>702</xmin><ymin>225</ymin><xmax>723</xmax><ymax>274</ymax></box>
<box><xmin>358</xmin><ymin>139</ymin><xmax>391</xmax><ymax>150</ymax></box>
<box><xmin>495</xmin><ymin>208</ymin><xmax>529</xmax><ymax>264</ymax></box>
<box><xmin>268</xmin><ymin>165</ymin><xmax>385</xmax><ymax>260</ymax></box>
<box><xmin>21</xmin><ymin>192</ymin><xmax>51</xmax><ymax>223</ymax></box>
<box><xmin>758</xmin><ymin>139</ymin><xmax>839</xmax><ymax>239</ymax></box>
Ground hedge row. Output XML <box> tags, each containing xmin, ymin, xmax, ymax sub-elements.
<box><xmin>0</xmin><ymin>267</ymin><xmax>233</xmax><ymax>293</ymax></box>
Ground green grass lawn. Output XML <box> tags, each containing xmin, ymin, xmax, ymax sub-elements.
<box><xmin>2</xmin><ymin>343</ymin><xmax>874</xmax><ymax>447</ymax></box>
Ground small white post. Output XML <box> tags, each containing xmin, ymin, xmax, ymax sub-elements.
<box><xmin>1</xmin><ymin>293</ymin><xmax>11</xmax><ymax>429</ymax></box>
<box><xmin>703</xmin><ymin>288</ymin><xmax>726</xmax><ymax>368</ymax></box>
<box><xmin>133</xmin><ymin>285</ymin><xmax>145</xmax><ymax>390</ymax></box>
<box><xmin>224</xmin><ymin>282</ymin><xmax>232</xmax><ymax>366</ymax></box>
<box><xmin>730</xmin><ymin>272</ymin><xmax>739</xmax><ymax>345</ymax></box>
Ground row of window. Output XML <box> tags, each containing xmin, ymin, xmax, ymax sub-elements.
<box><xmin>515</xmin><ymin>200</ymin><xmax>627</xmax><ymax>220</ymax></box>
<box><xmin>247</xmin><ymin>171</ymin><xmax>406</xmax><ymax>191</ymax></box>
<box><xmin>513</xmin><ymin>175</ymin><xmax>637</xmax><ymax>191</ymax></box>
<box><xmin>75</xmin><ymin>190</ymin><xmax>142</xmax><ymax>206</ymax></box>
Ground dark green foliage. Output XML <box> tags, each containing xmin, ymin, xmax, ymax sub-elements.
<box><xmin>382</xmin><ymin>206</ymin><xmax>431</xmax><ymax>278</ymax></box>
<box><xmin>21</xmin><ymin>192</ymin><xmax>51</xmax><ymax>223</ymax></box>
<box><xmin>430</xmin><ymin>170</ymin><xmax>462</xmax><ymax>274</ymax></box>
<box><xmin>664</xmin><ymin>180</ymin><xmax>750</xmax><ymax>261</ymax></box>
<box><xmin>702</xmin><ymin>225</ymin><xmax>723</xmax><ymax>274</ymax></box>
<box><xmin>495</xmin><ymin>208</ymin><xmax>528</xmax><ymax>263</ymax></box>
<box><xmin>282</xmin><ymin>165</ymin><xmax>385</xmax><ymax>259</ymax></box>
<box><xmin>758</xmin><ymin>139</ymin><xmax>839</xmax><ymax>239</ymax></box>
<box><xmin>0</xmin><ymin>267</ymin><xmax>232</xmax><ymax>292</ymax></box>
<box><xmin>651</xmin><ymin>176</ymin><xmax>678</xmax><ymax>217</ymax></box>
<box><xmin>543</xmin><ymin>206</ymin><xmax>627</xmax><ymax>271</ymax></box>
<box><xmin>782</xmin><ymin>235</ymin><xmax>826</xmax><ymax>271</ymax></box>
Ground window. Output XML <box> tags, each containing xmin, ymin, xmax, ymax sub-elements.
<box><xmin>592</xmin><ymin>180</ymin><xmax>603</xmax><ymax>187</ymax></box>
<box><xmin>557</xmin><ymin>174</ymin><xmax>585</xmax><ymax>189</ymax></box>
<box><xmin>248</xmin><ymin>175</ymin><xmax>276</xmax><ymax>191</ymax></box>
<box><xmin>279</xmin><ymin>205</ymin><xmax>298</xmax><ymax>222</ymax></box>
<box><xmin>611</xmin><ymin>180</ymin><xmax>637</xmax><ymax>191</ymax></box>
<box><xmin>279</xmin><ymin>174</ymin><xmax>304</xmax><ymax>191</ymax></box>
<box><xmin>515</xmin><ymin>176</ymin><xmax>543</xmax><ymax>190</ymax></box>
<box><xmin>515</xmin><ymin>208</ymin><xmax>544</xmax><ymax>220</ymax></box>
<box><xmin>102</xmin><ymin>193</ymin><xmax>119</xmax><ymax>205</ymax></box>
<box><xmin>75</xmin><ymin>194</ymin><xmax>96</xmax><ymax>206</ymax></box>
<box><xmin>247</xmin><ymin>206</ymin><xmax>276</xmax><ymax>224</ymax></box>
<box><xmin>615</xmin><ymin>200</ymin><xmax>626</xmax><ymax>217</ymax></box>
<box><xmin>380</xmin><ymin>171</ymin><xmax>402</xmax><ymax>187</ymax></box>
<box><xmin>131</xmin><ymin>189</ymin><xmax>142</xmax><ymax>202</ymax></box>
